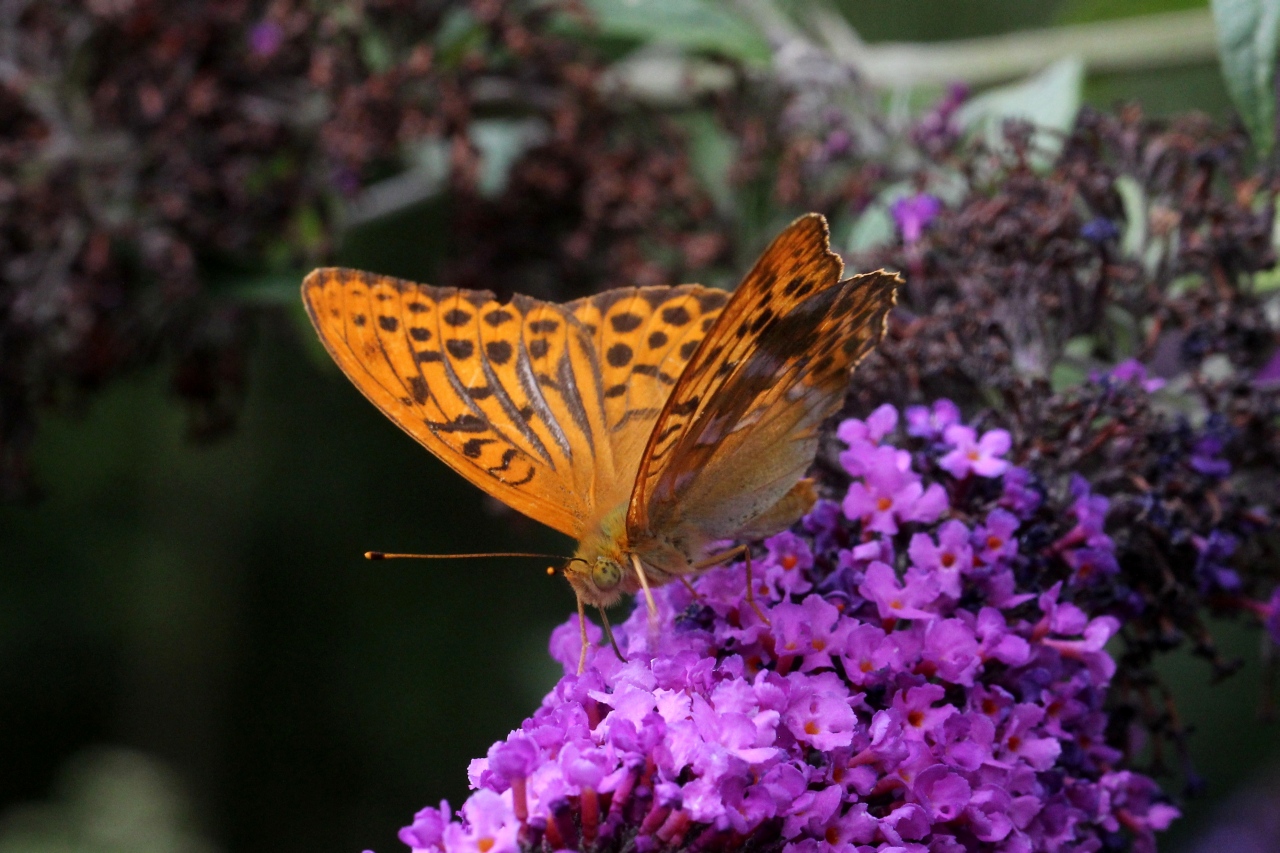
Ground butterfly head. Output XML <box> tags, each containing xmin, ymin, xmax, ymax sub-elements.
<box><xmin>562</xmin><ymin>554</ymin><xmax>627</xmax><ymax>609</ymax></box>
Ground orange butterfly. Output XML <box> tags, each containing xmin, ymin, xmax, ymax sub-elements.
<box><xmin>302</xmin><ymin>214</ymin><xmax>898</xmax><ymax>670</ymax></box>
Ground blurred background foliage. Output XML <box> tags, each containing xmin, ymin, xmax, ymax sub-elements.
<box><xmin>3</xmin><ymin>0</ymin><xmax>1280</xmax><ymax>851</ymax></box>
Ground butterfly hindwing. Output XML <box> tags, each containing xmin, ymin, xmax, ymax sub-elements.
<box><xmin>628</xmin><ymin>215</ymin><xmax>899</xmax><ymax>543</ymax></box>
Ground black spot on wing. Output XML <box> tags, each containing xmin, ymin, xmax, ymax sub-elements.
<box><xmin>444</xmin><ymin>309</ymin><xmax>472</xmax><ymax>327</ymax></box>
<box><xmin>427</xmin><ymin>413</ymin><xmax>487</xmax><ymax>433</ymax></box>
<box><xmin>611</xmin><ymin>312</ymin><xmax>643</xmax><ymax>332</ymax></box>
<box><xmin>633</xmin><ymin>364</ymin><xmax>677</xmax><ymax>384</ymax></box>
<box><xmin>669</xmin><ymin>396</ymin><xmax>699</xmax><ymax>416</ymax></box>
<box><xmin>662</xmin><ymin>305</ymin><xmax>691</xmax><ymax>326</ymax></box>
<box><xmin>461</xmin><ymin>437</ymin><xmax>494</xmax><ymax>458</ymax></box>
<box><xmin>606</xmin><ymin>343</ymin><xmax>633</xmax><ymax>368</ymax></box>
<box><xmin>485</xmin><ymin>340</ymin><xmax>513</xmax><ymax>365</ymax></box>
<box><xmin>408</xmin><ymin>376</ymin><xmax>429</xmax><ymax>404</ymax></box>
<box><xmin>446</xmin><ymin>339</ymin><xmax>475</xmax><ymax>359</ymax></box>
<box><xmin>410</xmin><ymin>327</ymin><xmax>431</xmax><ymax>342</ymax></box>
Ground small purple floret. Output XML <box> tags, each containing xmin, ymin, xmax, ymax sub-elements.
<box><xmin>890</xmin><ymin>194</ymin><xmax>942</xmax><ymax>244</ymax></box>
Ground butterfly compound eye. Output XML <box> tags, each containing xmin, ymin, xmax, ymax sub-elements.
<box><xmin>591</xmin><ymin>558</ymin><xmax>623</xmax><ymax>591</ymax></box>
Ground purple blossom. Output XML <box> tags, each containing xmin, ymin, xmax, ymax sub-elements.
<box><xmin>1189</xmin><ymin>433</ymin><xmax>1231</xmax><ymax>477</ymax></box>
<box><xmin>904</xmin><ymin>398</ymin><xmax>960</xmax><ymax>440</ymax></box>
<box><xmin>247</xmin><ymin>20</ymin><xmax>284</xmax><ymax>58</ymax></box>
<box><xmin>890</xmin><ymin>194</ymin><xmax>942</xmax><ymax>244</ymax></box>
<box><xmin>397</xmin><ymin>402</ymin><xmax>1177</xmax><ymax>853</ymax></box>
<box><xmin>842</xmin><ymin>446</ymin><xmax>947</xmax><ymax>534</ymax></box>
<box><xmin>1256</xmin><ymin>348</ymin><xmax>1280</xmax><ymax>386</ymax></box>
<box><xmin>939</xmin><ymin>424</ymin><xmax>1012</xmax><ymax>479</ymax></box>
<box><xmin>1109</xmin><ymin>358</ymin><xmax>1166</xmax><ymax>393</ymax></box>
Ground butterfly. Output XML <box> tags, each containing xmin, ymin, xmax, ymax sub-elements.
<box><xmin>302</xmin><ymin>213</ymin><xmax>899</xmax><ymax>670</ymax></box>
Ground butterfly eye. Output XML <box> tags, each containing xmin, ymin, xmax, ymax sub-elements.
<box><xmin>591</xmin><ymin>558</ymin><xmax>623</xmax><ymax>591</ymax></box>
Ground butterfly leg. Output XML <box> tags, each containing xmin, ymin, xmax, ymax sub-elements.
<box><xmin>597</xmin><ymin>607</ymin><xmax>626</xmax><ymax>662</ymax></box>
<box><xmin>629</xmin><ymin>553</ymin><xmax>662</xmax><ymax>643</ymax></box>
<box><xmin>629</xmin><ymin>553</ymin><xmax>660</xmax><ymax>621</ymax></box>
<box><xmin>694</xmin><ymin>545</ymin><xmax>771</xmax><ymax>625</ymax></box>
<box><xmin>678</xmin><ymin>575</ymin><xmax>703</xmax><ymax>601</ymax></box>
<box><xmin>576</xmin><ymin>596</ymin><xmax>589</xmax><ymax>675</ymax></box>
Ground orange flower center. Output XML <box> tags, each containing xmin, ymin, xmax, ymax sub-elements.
<box><xmin>940</xmin><ymin>552</ymin><xmax>956</xmax><ymax>568</ymax></box>
<box><xmin>804</xmin><ymin>720</ymin><xmax>820</xmax><ymax>735</ymax></box>
<box><xmin>781</xmin><ymin>554</ymin><xmax>798</xmax><ymax>570</ymax></box>
<box><xmin>876</xmin><ymin>496</ymin><xmax>894</xmax><ymax>512</ymax></box>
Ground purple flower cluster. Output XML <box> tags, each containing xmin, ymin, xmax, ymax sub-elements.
<box><xmin>398</xmin><ymin>403</ymin><xmax>1178</xmax><ymax>853</ymax></box>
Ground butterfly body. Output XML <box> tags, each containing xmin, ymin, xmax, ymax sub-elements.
<box><xmin>302</xmin><ymin>214</ymin><xmax>899</xmax><ymax>636</ymax></box>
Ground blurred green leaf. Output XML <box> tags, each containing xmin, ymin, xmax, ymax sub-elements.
<box><xmin>1064</xmin><ymin>334</ymin><xmax>1097</xmax><ymax>359</ymax></box>
<box><xmin>956</xmin><ymin>57</ymin><xmax>1084</xmax><ymax>167</ymax></box>
<box><xmin>677</xmin><ymin>112</ymin><xmax>738</xmax><ymax>214</ymax></box>
<box><xmin>1050</xmin><ymin>361</ymin><xmax>1089</xmax><ymax>391</ymax></box>
<box><xmin>1056</xmin><ymin>0</ymin><xmax>1205</xmax><ymax>25</ymax></box>
<box><xmin>293</xmin><ymin>205</ymin><xmax>326</xmax><ymax>255</ymax></box>
<box><xmin>1114</xmin><ymin>174</ymin><xmax>1148</xmax><ymax>258</ymax></box>
<box><xmin>360</xmin><ymin>29</ymin><xmax>394</xmax><ymax>73</ymax></box>
<box><xmin>1211</xmin><ymin>0</ymin><xmax>1280</xmax><ymax>157</ymax></box>
<box><xmin>1105</xmin><ymin>304</ymin><xmax>1139</xmax><ymax>359</ymax></box>
<box><xmin>471</xmin><ymin>119</ymin><xmax>550</xmax><ymax>198</ymax></box>
<box><xmin>436</xmin><ymin>7</ymin><xmax>486</xmax><ymax>68</ymax></box>
<box><xmin>584</xmin><ymin>0</ymin><xmax>771</xmax><ymax>64</ymax></box>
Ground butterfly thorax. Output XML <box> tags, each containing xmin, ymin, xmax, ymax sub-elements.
<box><xmin>568</xmin><ymin>504</ymin><xmax>695</xmax><ymax>609</ymax></box>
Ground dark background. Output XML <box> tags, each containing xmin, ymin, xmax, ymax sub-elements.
<box><xmin>3</xmin><ymin>2</ymin><xmax>1279</xmax><ymax>852</ymax></box>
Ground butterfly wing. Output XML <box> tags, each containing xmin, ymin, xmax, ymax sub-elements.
<box><xmin>563</xmin><ymin>284</ymin><xmax>729</xmax><ymax>512</ymax></box>
<box><xmin>302</xmin><ymin>268</ymin><xmax>729</xmax><ymax>538</ymax></box>
<box><xmin>627</xmin><ymin>214</ymin><xmax>899</xmax><ymax>544</ymax></box>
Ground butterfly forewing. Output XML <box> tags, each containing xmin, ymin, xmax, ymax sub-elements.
<box><xmin>303</xmin><ymin>269</ymin><xmax>595</xmax><ymax>536</ymax></box>
<box><xmin>627</xmin><ymin>215</ymin><xmax>899</xmax><ymax>543</ymax></box>
<box><xmin>302</xmin><ymin>269</ymin><xmax>733</xmax><ymax>539</ymax></box>
<box><xmin>564</xmin><ymin>285</ymin><xmax>728</xmax><ymax>507</ymax></box>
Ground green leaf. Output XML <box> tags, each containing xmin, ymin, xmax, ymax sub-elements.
<box><xmin>360</xmin><ymin>29</ymin><xmax>394</xmax><ymax>73</ymax></box>
<box><xmin>1113</xmin><ymin>175</ymin><xmax>1147</xmax><ymax>259</ymax></box>
<box><xmin>1211</xmin><ymin>0</ymin><xmax>1280</xmax><ymax>157</ymax></box>
<box><xmin>470</xmin><ymin>119</ymin><xmax>550</xmax><ymax>198</ymax></box>
<box><xmin>435</xmin><ymin>7</ymin><xmax>486</xmax><ymax>68</ymax></box>
<box><xmin>583</xmin><ymin>0</ymin><xmax>771</xmax><ymax>64</ymax></box>
<box><xmin>677</xmin><ymin>112</ymin><xmax>738</xmax><ymax>214</ymax></box>
<box><xmin>955</xmin><ymin>57</ymin><xmax>1084</xmax><ymax>168</ymax></box>
<box><xmin>1050</xmin><ymin>362</ymin><xmax>1089</xmax><ymax>391</ymax></box>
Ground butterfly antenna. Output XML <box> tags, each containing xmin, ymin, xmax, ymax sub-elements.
<box><xmin>365</xmin><ymin>551</ymin><xmax>572</xmax><ymax>561</ymax></box>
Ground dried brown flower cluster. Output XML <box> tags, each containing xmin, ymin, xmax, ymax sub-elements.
<box><xmin>0</xmin><ymin>0</ymin><xmax>725</xmax><ymax>498</ymax></box>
